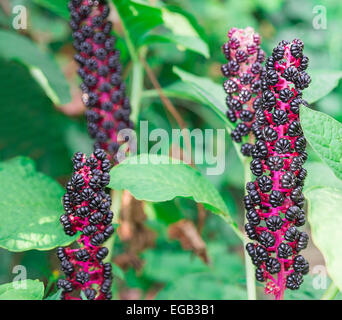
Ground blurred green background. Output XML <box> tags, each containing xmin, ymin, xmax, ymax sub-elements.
<box><xmin>0</xmin><ymin>0</ymin><xmax>341</xmax><ymax>300</ymax></box>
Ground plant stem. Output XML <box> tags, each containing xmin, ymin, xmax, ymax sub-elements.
<box><xmin>104</xmin><ymin>189</ymin><xmax>123</xmax><ymax>264</ymax></box>
<box><xmin>321</xmin><ymin>282</ymin><xmax>340</xmax><ymax>300</ymax></box>
<box><xmin>243</xmin><ymin>157</ymin><xmax>257</xmax><ymax>300</ymax></box>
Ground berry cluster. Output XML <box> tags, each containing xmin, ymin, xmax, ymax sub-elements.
<box><xmin>244</xmin><ymin>39</ymin><xmax>311</xmax><ymax>299</ymax></box>
<box><xmin>221</xmin><ymin>27</ymin><xmax>266</xmax><ymax>156</ymax></box>
<box><xmin>57</xmin><ymin>149</ymin><xmax>114</xmax><ymax>300</ymax></box>
<box><xmin>69</xmin><ymin>0</ymin><xmax>133</xmax><ymax>160</ymax></box>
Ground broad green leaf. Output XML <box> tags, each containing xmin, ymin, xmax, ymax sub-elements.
<box><xmin>142</xmin><ymin>7</ymin><xmax>209</xmax><ymax>57</ymax></box>
<box><xmin>108</xmin><ymin>154</ymin><xmax>229</xmax><ymax>218</ymax></box>
<box><xmin>143</xmin><ymin>81</ymin><xmax>204</xmax><ymax>103</ymax></box>
<box><xmin>142</xmin><ymin>34</ymin><xmax>209</xmax><ymax>58</ymax></box>
<box><xmin>113</xmin><ymin>0</ymin><xmax>208</xmax><ymax>57</ymax></box>
<box><xmin>300</xmin><ymin>106</ymin><xmax>342</xmax><ymax>180</ymax></box>
<box><xmin>156</xmin><ymin>273</ymin><xmax>246</xmax><ymax>300</ymax></box>
<box><xmin>0</xmin><ymin>60</ymin><xmax>84</xmax><ymax>177</ymax></box>
<box><xmin>304</xmin><ymin>162</ymin><xmax>342</xmax><ymax>191</ymax></box>
<box><xmin>303</xmin><ymin>70</ymin><xmax>342</xmax><ymax>104</ymax></box>
<box><xmin>44</xmin><ymin>289</ymin><xmax>63</xmax><ymax>300</ymax></box>
<box><xmin>173</xmin><ymin>67</ymin><xmax>233</xmax><ymax>131</ymax></box>
<box><xmin>153</xmin><ymin>244</ymin><xmax>246</xmax><ymax>300</ymax></box>
<box><xmin>147</xmin><ymin>201</ymin><xmax>184</xmax><ymax>225</ymax></box>
<box><xmin>32</xmin><ymin>0</ymin><xmax>69</xmax><ymax>19</ymax></box>
<box><xmin>0</xmin><ymin>30</ymin><xmax>70</xmax><ymax>105</ymax></box>
<box><xmin>0</xmin><ymin>157</ymin><xmax>76</xmax><ymax>252</ymax></box>
<box><xmin>142</xmin><ymin>249</ymin><xmax>208</xmax><ymax>283</ymax></box>
<box><xmin>306</xmin><ymin>187</ymin><xmax>342</xmax><ymax>292</ymax></box>
<box><xmin>0</xmin><ymin>280</ymin><xmax>44</xmax><ymax>300</ymax></box>
<box><xmin>112</xmin><ymin>0</ymin><xmax>163</xmax><ymax>55</ymax></box>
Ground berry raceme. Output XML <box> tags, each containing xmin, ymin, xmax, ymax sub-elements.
<box><xmin>222</xmin><ymin>27</ymin><xmax>266</xmax><ymax>156</ymax></box>
<box><xmin>57</xmin><ymin>149</ymin><xmax>114</xmax><ymax>300</ymax></box>
<box><xmin>244</xmin><ymin>39</ymin><xmax>310</xmax><ymax>299</ymax></box>
<box><xmin>69</xmin><ymin>0</ymin><xmax>134</xmax><ymax>160</ymax></box>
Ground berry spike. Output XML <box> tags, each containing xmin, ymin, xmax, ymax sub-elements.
<box><xmin>69</xmin><ymin>0</ymin><xmax>134</xmax><ymax>160</ymax></box>
<box><xmin>244</xmin><ymin>39</ymin><xmax>311</xmax><ymax>299</ymax></box>
<box><xmin>57</xmin><ymin>149</ymin><xmax>114</xmax><ymax>300</ymax></box>
<box><xmin>221</xmin><ymin>27</ymin><xmax>266</xmax><ymax>156</ymax></box>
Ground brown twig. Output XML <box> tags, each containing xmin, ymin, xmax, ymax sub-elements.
<box><xmin>197</xmin><ymin>203</ymin><xmax>206</xmax><ymax>234</ymax></box>
<box><xmin>0</xmin><ymin>0</ymin><xmax>11</xmax><ymax>16</ymax></box>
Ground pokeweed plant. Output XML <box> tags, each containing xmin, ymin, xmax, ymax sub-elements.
<box><xmin>2</xmin><ymin>0</ymin><xmax>342</xmax><ymax>302</ymax></box>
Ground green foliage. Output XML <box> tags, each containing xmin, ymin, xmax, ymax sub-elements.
<box><xmin>0</xmin><ymin>60</ymin><xmax>89</xmax><ymax>177</ymax></box>
<box><xmin>112</xmin><ymin>0</ymin><xmax>209</xmax><ymax>57</ymax></box>
<box><xmin>303</xmin><ymin>70</ymin><xmax>342</xmax><ymax>105</ymax></box>
<box><xmin>1</xmin><ymin>0</ymin><xmax>342</xmax><ymax>301</ymax></box>
<box><xmin>0</xmin><ymin>30</ymin><xmax>70</xmax><ymax>105</ymax></box>
<box><xmin>0</xmin><ymin>280</ymin><xmax>44</xmax><ymax>300</ymax></box>
<box><xmin>300</xmin><ymin>106</ymin><xmax>342</xmax><ymax>181</ymax></box>
<box><xmin>307</xmin><ymin>187</ymin><xmax>342</xmax><ymax>292</ymax></box>
<box><xmin>157</xmin><ymin>273</ymin><xmax>246</xmax><ymax>299</ymax></box>
<box><xmin>32</xmin><ymin>0</ymin><xmax>69</xmax><ymax>19</ymax></box>
<box><xmin>173</xmin><ymin>67</ymin><xmax>232</xmax><ymax>130</ymax></box>
<box><xmin>149</xmin><ymin>244</ymin><xmax>246</xmax><ymax>299</ymax></box>
<box><xmin>304</xmin><ymin>162</ymin><xmax>342</xmax><ymax>191</ymax></box>
<box><xmin>108</xmin><ymin>154</ymin><xmax>229</xmax><ymax>217</ymax></box>
<box><xmin>0</xmin><ymin>157</ymin><xmax>76</xmax><ymax>252</ymax></box>
<box><xmin>44</xmin><ymin>289</ymin><xmax>63</xmax><ymax>300</ymax></box>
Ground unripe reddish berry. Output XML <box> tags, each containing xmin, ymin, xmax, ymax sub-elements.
<box><xmin>222</xmin><ymin>27</ymin><xmax>266</xmax><ymax>155</ymax></box>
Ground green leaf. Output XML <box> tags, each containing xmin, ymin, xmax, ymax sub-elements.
<box><xmin>112</xmin><ymin>0</ymin><xmax>163</xmax><ymax>56</ymax></box>
<box><xmin>0</xmin><ymin>280</ymin><xmax>44</xmax><ymax>300</ymax></box>
<box><xmin>142</xmin><ymin>34</ymin><xmax>208</xmax><ymax>58</ymax></box>
<box><xmin>0</xmin><ymin>59</ymin><xmax>82</xmax><ymax>178</ymax></box>
<box><xmin>306</xmin><ymin>187</ymin><xmax>342</xmax><ymax>292</ymax></box>
<box><xmin>303</xmin><ymin>70</ymin><xmax>342</xmax><ymax>104</ymax></box>
<box><xmin>142</xmin><ymin>249</ymin><xmax>208</xmax><ymax>283</ymax></box>
<box><xmin>156</xmin><ymin>272</ymin><xmax>246</xmax><ymax>300</ymax></box>
<box><xmin>112</xmin><ymin>263</ymin><xmax>125</xmax><ymax>281</ymax></box>
<box><xmin>304</xmin><ymin>162</ymin><xmax>342</xmax><ymax>191</ymax></box>
<box><xmin>142</xmin><ymin>7</ymin><xmax>209</xmax><ymax>57</ymax></box>
<box><xmin>0</xmin><ymin>157</ymin><xmax>76</xmax><ymax>252</ymax></box>
<box><xmin>113</xmin><ymin>0</ymin><xmax>208</xmax><ymax>57</ymax></box>
<box><xmin>32</xmin><ymin>0</ymin><xmax>69</xmax><ymax>19</ymax></box>
<box><xmin>300</xmin><ymin>106</ymin><xmax>342</xmax><ymax>180</ymax></box>
<box><xmin>44</xmin><ymin>289</ymin><xmax>63</xmax><ymax>300</ymax></box>
<box><xmin>108</xmin><ymin>154</ymin><xmax>229</xmax><ymax>218</ymax></box>
<box><xmin>0</xmin><ymin>30</ymin><xmax>70</xmax><ymax>105</ymax></box>
<box><xmin>143</xmin><ymin>81</ymin><xmax>204</xmax><ymax>103</ymax></box>
<box><xmin>173</xmin><ymin>67</ymin><xmax>233</xmax><ymax>131</ymax></box>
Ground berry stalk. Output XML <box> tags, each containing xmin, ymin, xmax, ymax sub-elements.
<box><xmin>244</xmin><ymin>39</ymin><xmax>310</xmax><ymax>299</ymax></box>
<box><xmin>69</xmin><ymin>0</ymin><xmax>134</xmax><ymax>160</ymax></box>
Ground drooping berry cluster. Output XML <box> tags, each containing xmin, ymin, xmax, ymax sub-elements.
<box><xmin>221</xmin><ymin>27</ymin><xmax>266</xmax><ymax>156</ymax></box>
<box><xmin>244</xmin><ymin>39</ymin><xmax>311</xmax><ymax>299</ymax></box>
<box><xmin>57</xmin><ymin>149</ymin><xmax>114</xmax><ymax>300</ymax></box>
<box><xmin>69</xmin><ymin>0</ymin><xmax>133</xmax><ymax>160</ymax></box>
